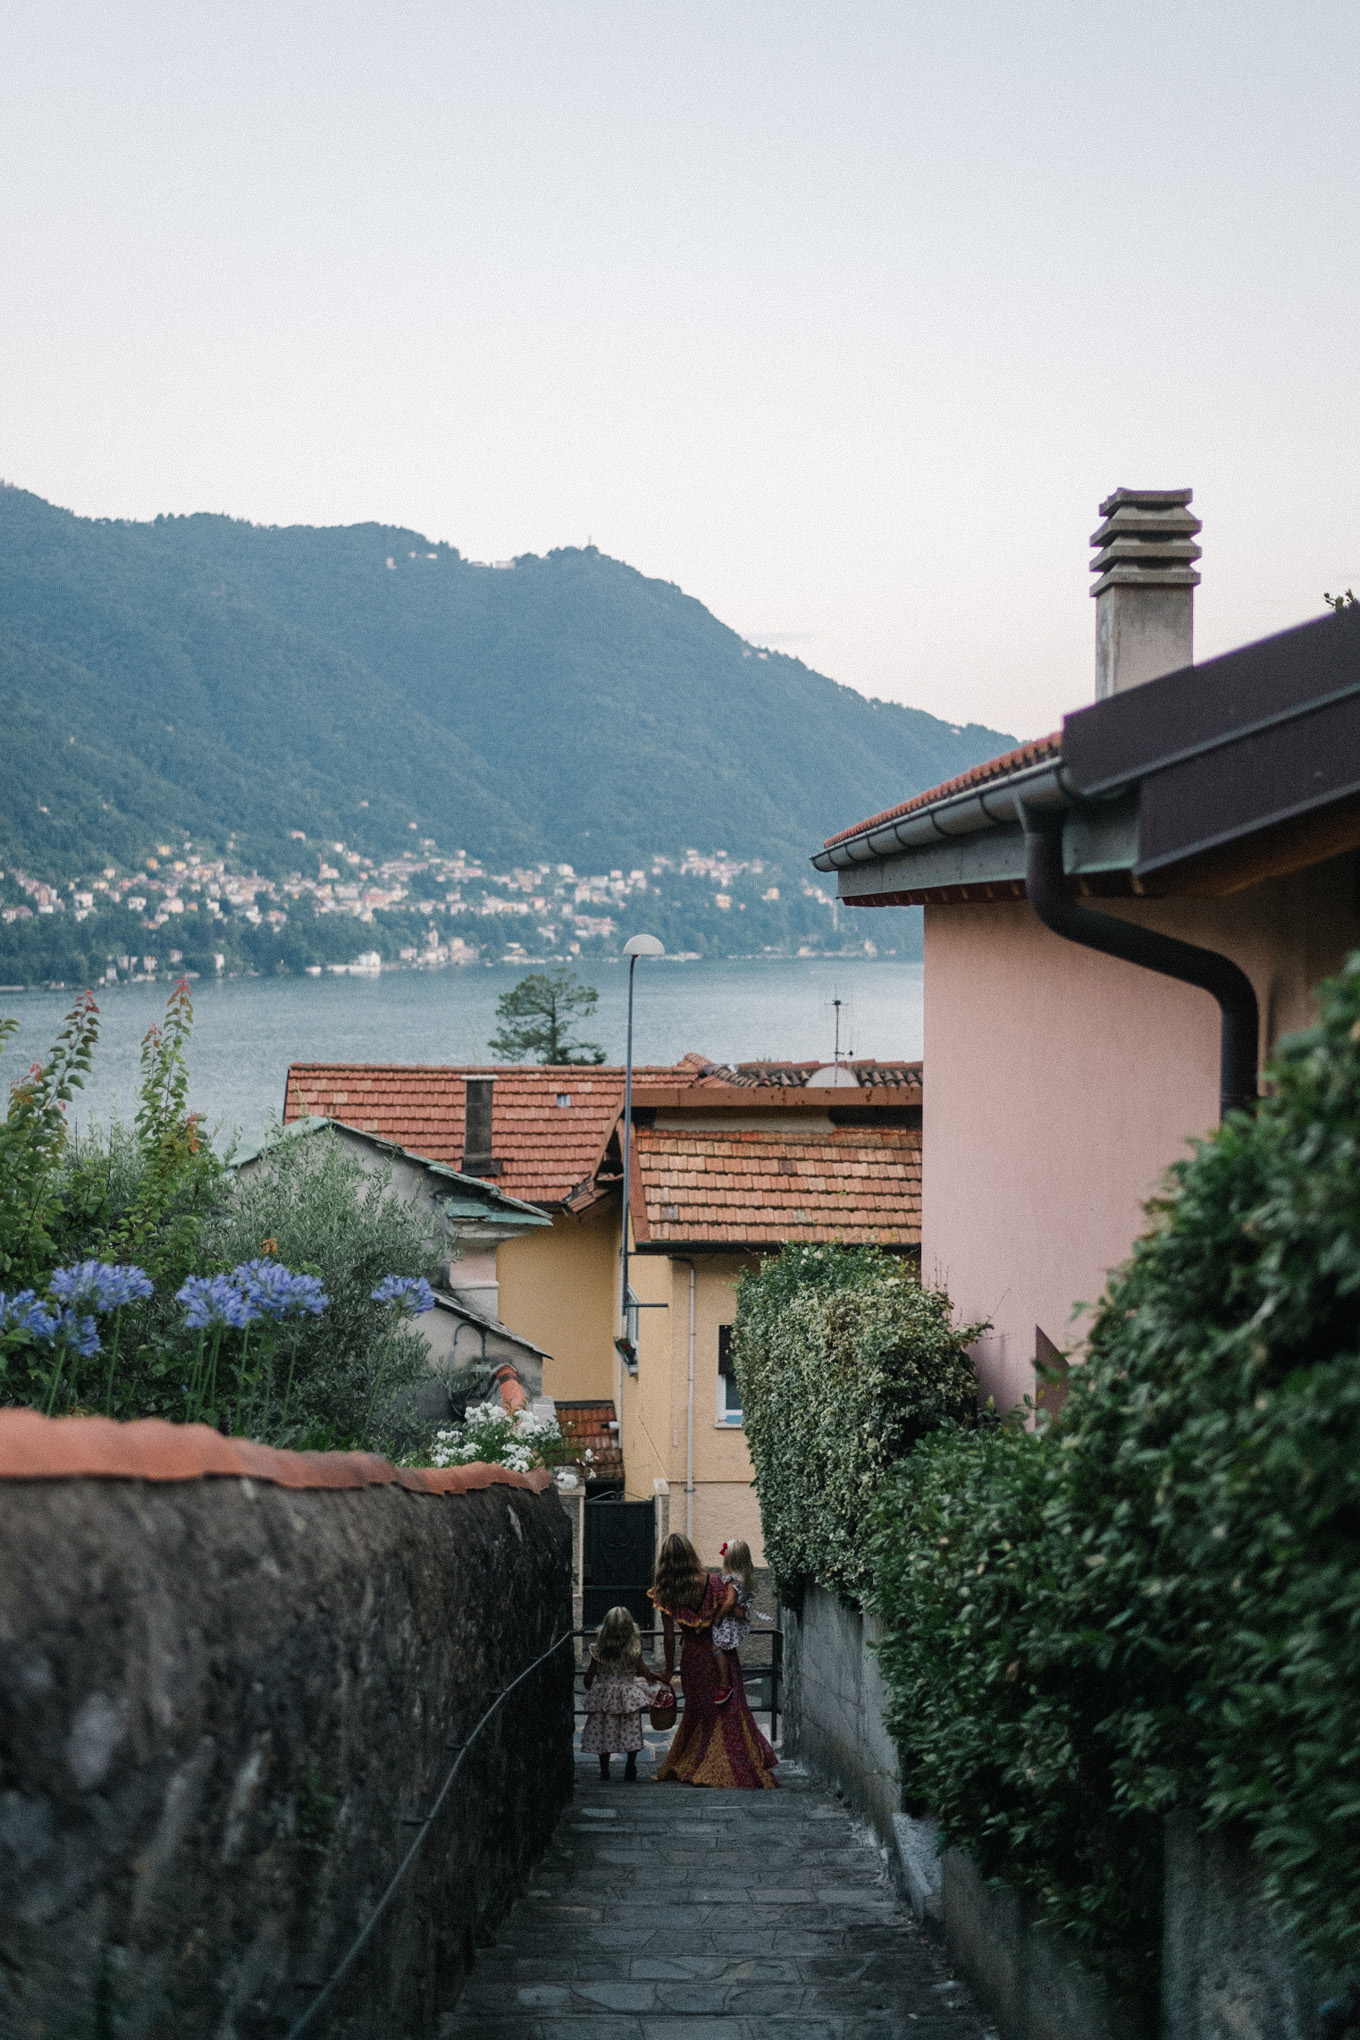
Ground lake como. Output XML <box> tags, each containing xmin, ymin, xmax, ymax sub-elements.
<box><xmin>3</xmin><ymin>957</ymin><xmax>924</xmax><ymax>1148</ymax></box>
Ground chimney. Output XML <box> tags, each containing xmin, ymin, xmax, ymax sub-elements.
<box><xmin>461</xmin><ymin>1075</ymin><xmax>503</xmax><ymax>1177</ymax></box>
<box><xmin>1090</xmin><ymin>487</ymin><xmax>1202</xmax><ymax>698</ymax></box>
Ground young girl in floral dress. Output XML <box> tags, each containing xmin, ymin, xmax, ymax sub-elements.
<box><xmin>581</xmin><ymin>1606</ymin><xmax>665</xmax><ymax>1782</ymax></box>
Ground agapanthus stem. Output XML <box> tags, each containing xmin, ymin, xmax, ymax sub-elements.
<box><xmin>279</xmin><ymin>1328</ymin><xmax>302</xmax><ymax>1442</ymax></box>
<box><xmin>103</xmin><ymin>1311</ymin><xmax>123</xmax><ymax>1419</ymax></box>
<box><xmin>233</xmin><ymin>1325</ymin><xmax>252</xmax><ymax>1437</ymax></box>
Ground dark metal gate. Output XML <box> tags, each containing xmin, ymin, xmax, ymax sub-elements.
<box><xmin>582</xmin><ymin>1496</ymin><xmax>655</xmax><ymax>1628</ymax></box>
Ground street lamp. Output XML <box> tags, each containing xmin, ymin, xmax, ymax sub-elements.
<box><xmin>617</xmin><ymin>933</ymin><xmax>664</xmax><ymax>1366</ymax></box>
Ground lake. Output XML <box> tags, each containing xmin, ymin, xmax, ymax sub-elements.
<box><xmin>3</xmin><ymin>958</ymin><xmax>924</xmax><ymax>1149</ymax></box>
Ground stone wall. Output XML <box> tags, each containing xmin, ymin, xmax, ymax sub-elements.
<box><xmin>0</xmin><ymin>1412</ymin><xmax>574</xmax><ymax>2040</ymax></box>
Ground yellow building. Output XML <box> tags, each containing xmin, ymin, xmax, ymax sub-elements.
<box><xmin>285</xmin><ymin>1053</ymin><xmax>922</xmax><ymax>1562</ymax></box>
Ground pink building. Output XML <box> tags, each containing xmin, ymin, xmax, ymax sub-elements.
<box><xmin>814</xmin><ymin>489</ymin><xmax>1360</xmax><ymax>1409</ymax></box>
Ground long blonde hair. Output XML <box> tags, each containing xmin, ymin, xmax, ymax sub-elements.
<box><xmin>721</xmin><ymin>1538</ymin><xmax>755</xmax><ymax>1598</ymax></box>
<box><xmin>595</xmin><ymin>1605</ymin><xmax>641</xmax><ymax>1670</ymax></box>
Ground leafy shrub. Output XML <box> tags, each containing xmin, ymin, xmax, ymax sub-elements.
<box><xmin>872</xmin><ymin>1422</ymin><xmax>1164</xmax><ymax>2000</ymax></box>
<box><xmin>1051</xmin><ymin>955</ymin><xmax>1360</xmax><ymax>1973</ymax></box>
<box><xmin>872</xmin><ymin>956</ymin><xmax>1360</xmax><ymax>1984</ymax></box>
<box><xmin>733</xmin><ymin>1245</ymin><xmax>980</xmax><ymax>1602</ymax></box>
<box><xmin>198</xmin><ymin>1127</ymin><xmax>444</xmax><ymax>1450</ymax></box>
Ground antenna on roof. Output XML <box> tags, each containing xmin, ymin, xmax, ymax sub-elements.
<box><xmin>833</xmin><ymin>997</ymin><xmax>843</xmax><ymax>1067</ymax></box>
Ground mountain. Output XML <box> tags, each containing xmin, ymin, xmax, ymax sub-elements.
<box><xmin>0</xmin><ymin>485</ymin><xmax>1014</xmax><ymax>885</ymax></box>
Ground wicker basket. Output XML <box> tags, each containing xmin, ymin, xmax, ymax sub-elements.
<box><xmin>649</xmin><ymin>1687</ymin><xmax>677</xmax><ymax>1731</ymax></box>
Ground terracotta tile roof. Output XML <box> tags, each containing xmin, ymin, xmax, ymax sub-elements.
<box><xmin>0</xmin><ymin>1408</ymin><xmax>551</xmax><ymax>1495</ymax></box>
<box><xmin>634</xmin><ymin>1125</ymin><xmax>921</xmax><ymax>1249</ymax></box>
<box><xmin>822</xmin><ymin>732</ymin><xmax>1063</xmax><ymax>849</ymax></box>
<box><xmin>555</xmin><ymin>1399</ymin><xmax>624</xmax><ymax>1483</ymax></box>
<box><xmin>698</xmin><ymin>1058</ymin><xmax>922</xmax><ymax>1090</ymax></box>
<box><xmin>284</xmin><ymin>1061</ymin><xmax>710</xmax><ymax>1208</ymax></box>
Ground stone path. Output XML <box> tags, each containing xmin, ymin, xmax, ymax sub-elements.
<box><xmin>442</xmin><ymin>1754</ymin><xmax>994</xmax><ymax>2040</ymax></box>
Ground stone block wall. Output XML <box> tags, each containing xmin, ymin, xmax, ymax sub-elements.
<box><xmin>0</xmin><ymin>1411</ymin><xmax>574</xmax><ymax>2040</ymax></box>
<box><xmin>780</xmin><ymin>1582</ymin><xmax>900</xmax><ymax>1837</ymax></box>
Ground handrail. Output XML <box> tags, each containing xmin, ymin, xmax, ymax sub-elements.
<box><xmin>282</xmin><ymin>1628</ymin><xmax>573</xmax><ymax>2040</ymax></box>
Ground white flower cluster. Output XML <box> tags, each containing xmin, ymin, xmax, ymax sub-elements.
<box><xmin>426</xmin><ymin>1396</ymin><xmax>564</xmax><ymax>1475</ymax></box>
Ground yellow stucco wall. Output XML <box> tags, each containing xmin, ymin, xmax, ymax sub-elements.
<box><xmin>495</xmin><ymin>1199</ymin><xmax>769</xmax><ymax>1569</ymax></box>
<box><xmin>618</xmin><ymin>1249</ymin><xmax>766</xmax><ymax>1569</ymax></box>
<box><xmin>495</xmin><ymin>1203</ymin><xmax>617</xmax><ymax>1404</ymax></box>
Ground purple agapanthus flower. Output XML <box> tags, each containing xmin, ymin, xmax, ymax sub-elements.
<box><xmin>52</xmin><ymin>1308</ymin><xmax>101</xmax><ymax>1358</ymax></box>
<box><xmin>231</xmin><ymin>1260</ymin><xmax>328</xmax><ymax>1322</ymax></box>
<box><xmin>49</xmin><ymin>1262</ymin><xmax>154</xmax><ymax>1313</ymax></box>
<box><xmin>176</xmin><ymin>1273</ymin><xmax>260</xmax><ymax>1332</ymax></box>
<box><xmin>0</xmin><ymin>1290</ymin><xmax>59</xmax><ymax>1342</ymax></box>
<box><xmin>370</xmin><ymin>1274</ymin><xmax>437</xmax><ymax>1316</ymax></box>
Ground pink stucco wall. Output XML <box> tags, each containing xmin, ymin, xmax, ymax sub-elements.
<box><xmin>922</xmin><ymin>852</ymin><xmax>1360</xmax><ymax>1410</ymax></box>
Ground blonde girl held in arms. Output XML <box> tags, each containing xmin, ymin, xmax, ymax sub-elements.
<box><xmin>713</xmin><ymin>1538</ymin><xmax>755</xmax><ymax>1706</ymax></box>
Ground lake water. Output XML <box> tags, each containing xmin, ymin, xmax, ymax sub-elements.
<box><xmin>2</xmin><ymin>958</ymin><xmax>924</xmax><ymax>1149</ymax></box>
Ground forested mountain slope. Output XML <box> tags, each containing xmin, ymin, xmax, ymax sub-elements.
<box><xmin>0</xmin><ymin>485</ymin><xmax>1013</xmax><ymax>880</ymax></box>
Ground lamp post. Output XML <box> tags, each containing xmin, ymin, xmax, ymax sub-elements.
<box><xmin>618</xmin><ymin>933</ymin><xmax>663</xmax><ymax>1357</ymax></box>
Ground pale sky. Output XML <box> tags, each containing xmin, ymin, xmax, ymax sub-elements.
<box><xmin>3</xmin><ymin>1</ymin><xmax>1357</xmax><ymax>741</ymax></box>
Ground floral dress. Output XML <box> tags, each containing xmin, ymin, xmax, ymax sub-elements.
<box><xmin>650</xmin><ymin>1572</ymin><xmax>778</xmax><ymax>1789</ymax></box>
<box><xmin>580</xmin><ymin>1654</ymin><xmax>656</xmax><ymax>1755</ymax></box>
<box><xmin>712</xmin><ymin>1573</ymin><xmax>753</xmax><ymax>1654</ymax></box>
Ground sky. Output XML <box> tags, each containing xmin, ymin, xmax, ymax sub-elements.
<box><xmin>3</xmin><ymin>0</ymin><xmax>1357</xmax><ymax>742</ymax></box>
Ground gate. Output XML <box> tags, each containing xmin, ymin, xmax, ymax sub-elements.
<box><xmin>582</xmin><ymin>1495</ymin><xmax>656</xmax><ymax>1628</ymax></box>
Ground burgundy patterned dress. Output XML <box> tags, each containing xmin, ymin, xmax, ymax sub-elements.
<box><xmin>649</xmin><ymin>1572</ymin><xmax>778</xmax><ymax>1789</ymax></box>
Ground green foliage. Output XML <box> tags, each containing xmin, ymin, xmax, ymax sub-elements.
<box><xmin>870</xmin><ymin>959</ymin><xmax>1360</xmax><ymax>1985</ymax></box>
<box><xmin>489</xmin><ymin>968</ymin><xmax>605</xmax><ymax>1063</ymax></box>
<box><xmin>733</xmin><ymin>1245</ymin><xmax>980</xmax><ymax>1603</ymax></box>
<box><xmin>0</xmin><ymin>483</ymin><xmax>1014</xmax><ymax>883</ymax></box>
<box><xmin>1323</xmin><ymin>587</ymin><xmax>1356</xmax><ymax>610</ymax></box>
<box><xmin>1050</xmin><ymin>956</ymin><xmax>1360</xmax><ymax>1973</ymax></box>
<box><xmin>0</xmin><ymin>989</ymin><xmax>99</xmax><ymax>1289</ymax></box>
<box><xmin>199</xmin><ymin>1128</ymin><xmax>442</xmax><ymax>1450</ymax></box>
<box><xmin>871</xmin><ymin>1424</ymin><xmax>1164</xmax><ymax>2000</ymax></box>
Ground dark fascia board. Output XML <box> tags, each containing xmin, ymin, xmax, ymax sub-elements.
<box><xmin>1063</xmin><ymin>606</ymin><xmax>1360</xmax><ymax>796</ymax></box>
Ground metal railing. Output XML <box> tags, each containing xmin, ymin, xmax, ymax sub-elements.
<box><xmin>572</xmin><ymin>1624</ymin><xmax>783</xmax><ymax>1744</ymax></box>
<box><xmin>282</xmin><ymin>1628</ymin><xmax>573</xmax><ymax>2040</ymax></box>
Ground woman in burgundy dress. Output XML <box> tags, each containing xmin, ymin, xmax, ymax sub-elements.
<box><xmin>649</xmin><ymin>1533</ymin><xmax>778</xmax><ymax>1789</ymax></box>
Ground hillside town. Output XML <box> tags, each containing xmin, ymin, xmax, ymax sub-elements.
<box><xmin>0</xmin><ymin>840</ymin><xmax>861</xmax><ymax>984</ymax></box>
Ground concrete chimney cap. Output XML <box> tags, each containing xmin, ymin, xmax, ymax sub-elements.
<box><xmin>1097</xmin><ymin>485</ymin><xmax>1194</xmax><ymax>518</ymax></box>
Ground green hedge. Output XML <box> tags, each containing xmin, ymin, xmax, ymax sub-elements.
<box><xmin>870</xmin><ymin>956</ymin><xmax>1360</xmax><ymax>1984</ymax></box>
<box><xmin>733</xmin><ymin>1245</ymin><xmax>978</xmax><ymax>1603</ymax></box>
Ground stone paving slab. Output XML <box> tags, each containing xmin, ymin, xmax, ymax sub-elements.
<box><xmin>440</xmin><ymin>1757</ymin><xmax>994</xmax><ymax>2039</ymax></box>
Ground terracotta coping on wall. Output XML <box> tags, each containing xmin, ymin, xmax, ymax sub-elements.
<box><xmin>0</xmin><ymin>1410</ymin><xmax>553</xmax><ymax>1496</ymax></box>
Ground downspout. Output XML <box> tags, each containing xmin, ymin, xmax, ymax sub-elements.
<box><xmin>675</xmin><ymin>1258</ymin><xmax>696</xmax><ymax>1541</ymax></box>
<box><xmin>1021</xmin><ymin>808</ymin><xmax>1259</xmax><ymax>1119</ymax></box>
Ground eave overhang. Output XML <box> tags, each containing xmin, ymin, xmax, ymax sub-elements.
<box><xmin>813</xmin><ymin>608</ymin><xmax>1360</xmax><ymax>905</ymax></box>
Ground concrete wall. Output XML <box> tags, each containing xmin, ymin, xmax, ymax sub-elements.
<box><xmin>784</xmin><ymin>1581</ymin><xmax>1157</xmax><ymax>2040</ymax></box>
<box><xmin>0</xmin><ymin>1412</ymin><xmax>573</xmax><ymax>2040</ymax></box>
<box><xmin>781</xmin><ymin>1583</ymin><xmax>901</xmax><ymax>1838</ymax></box>
<box><xmin>923</xmin><ymin>854</ymin><xmax>1360</xmax><ymax>1411</ymax></box>
<box><xmin>1161</xmin><ymin>1813</ymin><xmax>1339</xmax><ymax>2040</ymax></box>
<box><xmin>497</xmin><ymin>1202</ymin><xmax>617</xmax><ymax>1403</ymax></box>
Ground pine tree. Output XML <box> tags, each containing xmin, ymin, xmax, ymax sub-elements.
<box><xmin>487</xmin><ymin>969</ymin><xmax>606</xmax><ymax>1064</ymax></box>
